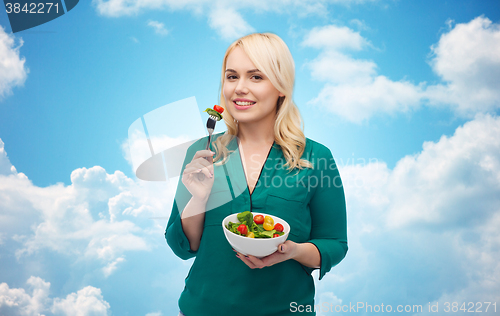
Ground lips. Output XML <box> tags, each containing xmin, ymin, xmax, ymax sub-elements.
<box><xmin>233</xmin><ymin>99</ymin><xmax>256</xmax><ymax>110</ymax></box>
<box><xmin>234</xmin><ymin>101</ymin><xmax>255</xmax><ymax>106</ymax></box>
<box><xmin>234</xmin><ymin>98</ymin><xmax>256</xmax><ymax>105</ymax></box>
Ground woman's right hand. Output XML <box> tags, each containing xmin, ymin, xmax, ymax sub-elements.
<box><xmin>181</xmin><ymin>150</ymin><xmax>215</xmax><ymax>201</ymax></box>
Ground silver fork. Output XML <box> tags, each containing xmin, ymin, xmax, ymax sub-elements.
<box><xmin>205</xmin><ymin>115</ymin><xmax>217</xmax><ymax>151</ymax></box>
<box><xmin>197</xmin><ymin>115</ymin><xmax>218</xmax><ymax>180</ymax></box>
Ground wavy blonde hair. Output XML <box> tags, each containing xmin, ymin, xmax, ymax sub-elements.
<box><xmin>213</xmin><ymin>33</ymin><xmax>312</xmax><ymax>171</ymax></box>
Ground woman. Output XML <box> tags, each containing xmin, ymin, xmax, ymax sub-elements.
<box><xmin>166</xmin><ymin>33</ymin><xmax>347</xmax><ymax>316</ymax></box>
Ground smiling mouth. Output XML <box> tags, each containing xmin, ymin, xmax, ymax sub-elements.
<box><xmin>234</xmin><ymin>101</ymin><xmax>256</xmax><ymax>106</ymax></box>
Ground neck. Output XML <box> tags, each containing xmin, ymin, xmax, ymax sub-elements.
<box><xmin>237</xmin><ymin>115</ymin><xmax>275</xmax><ymax>146</ymax></box>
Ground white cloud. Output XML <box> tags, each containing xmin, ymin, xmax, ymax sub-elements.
<box><xmin>426</xmin><ymin>16</ymin><xmax>500</xmax><ymax>115</ymax></box>
<box><xmin>102</xmin><ymin>256</ymin><xmax>125</xmax><ymax>277</ymax></box>
<box><xmin>315</xmin><ymin>114</ymin><xmax>500</xmax><ymax>309</ymax></box>
<box><xmin>349</xmin><ymin>18</ymin><xmax>370</xmax><ymax>31</ymax></box>
<box><xmin>0</xmin><ymin>277</ymin><xmax>111</xmax><ymax>316</ymax></box>
<box><xmin>0</xmin><ymin>136</ymin><xmax>190</xmax><ymax>313</ymax></box>
<box><xmin>145</xmin><ymin>312</ymin><xmax>162</xmax><ymax>316</ymax></box>
<box><xmin>307</xmin><ymin>51</ymin><xmax>376</xmax><ymax>84</ymax></box>
<box><xmin>387</xmin><ymin>113</ymin><xmax>500</xmax><ymax>228</ymax></box>
<box><xmin>207</xmin><ymin>6</ymin><xmax>255</xmax><ymax>41</ymax></box>
<box><xmin>123</xmin><ymin>129</ymin><xmax>191</xmax><ymax>177</ymax></box>
<box><xmin>0</xmin><ymin>26</ymin><xmax>28</xmax><ymax>100</ymax></box>
<box><xmin>1</xmin><ymin>277</ymin><xmax>111</xmax><ymax>316</ymax></box>
<box><xmin>0</xmin><ymin>169</ymin><xmax>43</xmax><ymax>240</ymax></box>
<box><xmin>304</xmin><ymin>17</ymin><xmax>500</xmax><ymax>122</ymax></box>
<box><xmin>311</xmin><ymin>77</ymin><xmax>423</xmax><ymax>122</ymax></box>
<box><xmin>0</xmin><ymin>137</ymin><xmax>174</xmax><ymax>277</ymax></box>
<box><xmin>92</xmin><ymin>0</ymin><xmax>375</xmax><ymax>40</ymax></box>
<box><xmin>147</xmin><ymin>20</ymin><xmax>169</xmax><ymax>36</ymax></box>
<box><xmin>11</xmin><ymin>166</ymin><xmax>170</xmax><ymax>265</ymax></box>
<box><xmin>92</xmin><ymin>0</ymin><xmax>148</xmax><ymax>17</ymax></box>
<box><xmin>51</xmin><ymin>286</ymin><xmax>110</xmax><ymax>316</ymax></box>
<box><xmin>303</xmin><ymin>24</ymin><xmax>424</xmax><ymax>122</ymax></box>
<box><xmin>0</xmin><ymin>138</ymin><xmax>17</xmax><ymax>176</ymax></box>
<box><xmin>92</xmin><ymin>0</ymin><xmax>377</xmax><ymax>17</ymax></box>
<box><xmin>0</xmin><ymin>276</ymin><xmax>50</xmax><ymax>316</ymax></box>
<box><xmin>302</xmin><ymin>25</ymin><xmax>369</xmax><ymax>51</ymax></box>
<box><xmin>316</xmin><ymin>292</ymin><xmax>342</xmax><ymax>316</ymax></box>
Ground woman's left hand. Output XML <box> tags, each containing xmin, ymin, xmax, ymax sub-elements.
<box><xmin>235</xmin><ymin>240</ymin><xmax>298</xmax><ymax>269</ymax></box>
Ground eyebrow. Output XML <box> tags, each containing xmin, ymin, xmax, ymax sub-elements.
<box><xmin>225</xmin><ymin>69</ymin><xmax>261</xmax><ymax>74</ymax></box>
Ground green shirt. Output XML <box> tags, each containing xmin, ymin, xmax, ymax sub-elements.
<box><xmin>165</xmin><ymin>134</ymin><xmax>347</xmax><ymax>316</ymax></box>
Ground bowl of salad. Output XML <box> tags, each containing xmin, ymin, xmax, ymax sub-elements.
<box><xmin>222</xmin><ymin>211</ymin><xmax>290</xmax><ymax>258</ymax></box>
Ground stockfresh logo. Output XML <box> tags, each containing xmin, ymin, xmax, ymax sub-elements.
<box><xmin>4</xmin><ymin>0</ymin><xmax>79</xmax><ymax>33</ymax></box>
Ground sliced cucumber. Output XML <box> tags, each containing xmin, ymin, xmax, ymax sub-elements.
<box><xmin>204</xmin><ymin>108</ymin><xmax>223</xmax><ymax>121</ymax></box>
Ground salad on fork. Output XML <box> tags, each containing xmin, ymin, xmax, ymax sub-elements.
<box><xmin>196</xmin><ymin>105</ymin><xmax>224</xmax><ymax>180</ymax></box>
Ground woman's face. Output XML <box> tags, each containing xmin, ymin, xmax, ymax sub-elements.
<box><xmin>223</xmin><ymin>46</ymin><xmax>284</xmax><ymax>124</ymax></box>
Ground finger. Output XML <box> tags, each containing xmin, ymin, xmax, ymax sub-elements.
<box><xmin>184</xmin><ymin>162</ymin><xmax>214</xmax><ymax>175</ymax></box>
<box><xmin>186</xmin><ymin>158</ymin><xmax>212</xmax><ymax>171</ymax></box>
<box><xmin>260</xmin><ymin>252</ymin><xmax>285</xmax><ymax>267</ymax></box>
<box><xmin>184</xmin><ymin>163</ymin><xmax>212</xmax><ymax>175</ymax></box>
<box><xmin>206</xmin><ymin>155</ymin><xmax>214</xmax><ymax>164</ymax></box>
<box><xmin>236</xmin><ymin>253</ymin><xmax>258</xmax><ymax>269</ymax></box>
<box><xmin>185</xmin><ymin>167</ymin><xmax>212</xmax><ymax>179</ymax></box>
<box><xmin>243</xmin><ymin>255</ymin><xmax>266</xmax><ymax>269</ymax></box>
<box><xmin>192</xmin><ymin>150</ymin><xmax>215</xmax><ymax>160</ymax></box>
<box><xmin>196</xmin><ymin>157</ymin><xmax>214</xmax><ymax>167</ymax></box>
<box><xmin>278</xmin><ymin>243</ymin><xmax>286</xmax><ymax>253</ymax></box>
<box><xmin>186</xmin><ymin>160</ymin><xmax>214</xmax><ymax>176</ymax></box>
<box><xmin>196</xmin><ymin>158</ymin><xmax>214</xmax><ymax>175</ymax></box>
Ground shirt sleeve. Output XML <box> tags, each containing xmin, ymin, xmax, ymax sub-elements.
<box><xmin>164</xmin><ymin>140</ymin><xmax>202</xmax><ymax>260</ymax></box>
<box><xmin>165</xmin><ymin>199</ymin><xmax>198</xmax><ymax>260</ymax></box>
<box><xmin>306</xmin><ymin>143</ymin><xmax>348</xmax><ymax>280</ymax></box>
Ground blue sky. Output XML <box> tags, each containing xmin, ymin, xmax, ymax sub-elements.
<box><xmin>1</xmin><ymin>0</ymin><xmax>500</xmax><ymax>315</ymax></box>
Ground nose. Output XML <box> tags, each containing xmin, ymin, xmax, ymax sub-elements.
<box><xmin>235</xmin><ymin>78</ymin><xmax>249</xmax><ymax>95</ymax></box>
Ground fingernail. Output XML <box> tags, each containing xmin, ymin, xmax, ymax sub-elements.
<box><xmin>210</xmin><ymin>151</ymin><xmax>215</xmax><ymax>155</ymax></box>
<box><xmin>279</xmin><ymin>245</ymin><xmax>284</xmax><ymax>252</ymax></box>
<box><xmin>197</xmin><ymin>168</ymin><xmax>201</xmax><ymax>172</ymax></box>
<box><xmin>210</xmin><ymin>173</ymin><xmax>213</xmax><ymax>178</ymax></box>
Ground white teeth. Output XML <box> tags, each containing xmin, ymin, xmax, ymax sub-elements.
<box><xmin>235</xmin><ymin>101</ymin><xmax>255</xmax><ymax>106</ymax></box>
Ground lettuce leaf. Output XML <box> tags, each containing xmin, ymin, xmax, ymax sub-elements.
<box><xmin>237</xmin><ymin>211</ymin><xmax>253</xmax><ymax>227</ymax></box>
<box><xmin>204</xmin><ymin>108</ymin><xmax>223</xmax><ymax>121</ymax></box>
<box><xmin>255</xmin><ymin>230</ymin><xmax>276</xmax><ymax>238</ymax></box>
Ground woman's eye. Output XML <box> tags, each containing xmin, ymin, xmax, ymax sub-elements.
<box><xmin>226</xmin><ymin>75</ymin><xmax>237</xmax><ymax>80</ymax></box>
<box><xmin>251</xmin><ymin>75</ymin><xmax>263</xmax><ymax>80</ymax></box>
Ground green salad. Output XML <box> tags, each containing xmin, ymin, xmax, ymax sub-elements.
<box><xmin>225</xmin><ymin>211</ymin><xmax>285</xmax><ymax>238</ymax></box>
<box><xmin>204</xmin><ymin>108</ymin><xmax>223</xmax><ymax>121</ymax></box>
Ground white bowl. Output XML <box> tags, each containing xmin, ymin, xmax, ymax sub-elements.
<box><xmin>222</xmin><ymin>212</ymin><xmax>290</xmax><ymax>258</ymax></box>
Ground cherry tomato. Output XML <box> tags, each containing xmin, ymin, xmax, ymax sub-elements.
<box><xmin>237</xmin><ymin>224</ymin><xmax>248</xmax><ymax>235</ymax></box>
<box><xmin>263</xmin><ymin>216</ymin><xmax>275</xmax><ymax>231</ymax></box>
<box><xmin>273</xmin><ymin>233</ymin><xmax>280</xmax><ymax>238</ymax></box>
<box><xmin>264</xmin><ymin>216</ymin><xmax>274</xmax><ymax>226</ymax></box>
<box><xmin>274</xmin><ymin>223</ymin><xmax>284</xmax><ymax>232</ymax></box>
<box><xmin>213</xmin><ymin>105</ymin><xmax>224</xmax><ymax>114</ymax></box>
<box><xmin>246</xmin><ymin>232</ymin><xmax>255</xmax><ymax>238</ymax></box>
<box><xmin>263</xmin><ymin>222</ymin><xmax>274</xmax><ymax>231</ymax></box>
<box><xmin>254</xmin><ymin>215</ymin><xmax>264</xmax><ymax>225</ymax></box>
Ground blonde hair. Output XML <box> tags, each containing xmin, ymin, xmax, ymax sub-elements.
<box><xmin>213</xmin><ymin>33</ymin><xmax>312</xmax><ymax>171</ymax></box>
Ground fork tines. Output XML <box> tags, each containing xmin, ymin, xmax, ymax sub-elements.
<box><xmin>207</xmin><ymin>115</ymin><xmax>218</xmax><ymax>130</ymax></box>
